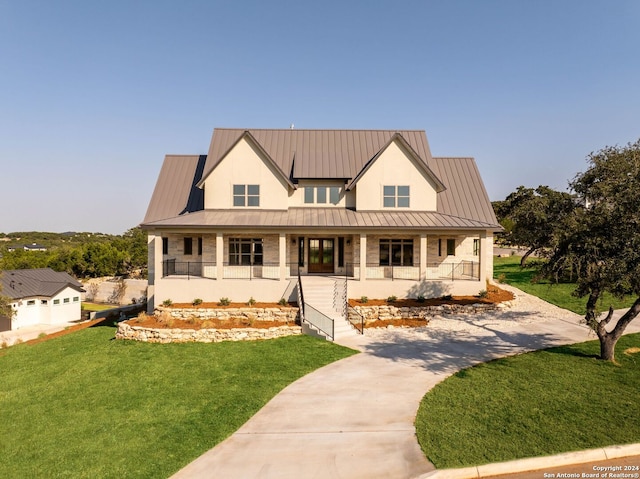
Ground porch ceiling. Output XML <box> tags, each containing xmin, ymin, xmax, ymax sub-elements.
<box><xmin>142</xmin><ymin>208</ymin><xmax>500</xmax><ymax>230</ymax></box>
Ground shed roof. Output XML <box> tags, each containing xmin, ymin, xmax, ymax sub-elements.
<box><xmin>143</xmin><ymin>208</ymin><xmax>499</xmax><ymax>231</ymax></box>
<box><xmin>0</xmin><ymin>268</ymin><xmax>84</xmax><ymax>300</ymax></box>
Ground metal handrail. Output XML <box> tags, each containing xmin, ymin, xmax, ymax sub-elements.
<box><xmin>347</xmin><ymin>305</ymin><xmax>365</xmax><ymax>334</ymax></box>
<box><xmin>297</xmin><ymin>269</ymin><xmax>305</xmax><ymax>324</ymax></box>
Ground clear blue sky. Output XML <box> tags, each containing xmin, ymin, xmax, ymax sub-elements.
<box><xmin>1</xmin><ymin>0</ymin><xmax>639</xmax><ymax>234</ymax></box>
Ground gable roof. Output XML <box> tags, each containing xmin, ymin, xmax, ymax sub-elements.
<box><xmin>346</xmin><ymin>132</ymin><xmax>446</xmax><ymax>192</ymax></box>
<box><xmin>203</xmin><ymin>128</ymin><xmax>436</xmax><ymax>180</ymax></box>
<box><xmin>197</xmin><ymin>130</ymin><xmax>295</xmax><ymax>189</ymax></box>
<box><xmin>142</xmin><ymin>128</ymin><xmax>500</xmax><ymax>229</ymax></box>
<box><xmin>0</xmin><ymin>268</ymin><xmax>84</xmax><ymax>300</ymax></box>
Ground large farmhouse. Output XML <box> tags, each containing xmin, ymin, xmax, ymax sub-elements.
<box><xmin>142</xmin><ymin>128</ymin><xmax>500</xmax><ymax>317</ymax></box>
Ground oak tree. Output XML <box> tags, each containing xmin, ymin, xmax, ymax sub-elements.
<box><xmin>495</xmin><ymin>185</ymin><xmax>576</xmax><ymax>266</ymax></box>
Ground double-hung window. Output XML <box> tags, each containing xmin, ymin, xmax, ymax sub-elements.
<box><xmin>229</xmin><ymin>238</ymin><xmax>263</xmax><ymax>265</ymax></box>
<box><xmin>383</xmin><ymin>185</ymin><xmax>410</xmax><ymax>207</ymax></box>
<box><xmin>379</xmin><ymin>239</ymin><xmax>413</xmax><ymax>266</ymax></box>
<box><xmin>233</xmin><ymin>185</ymin><xmax>260</xmax><ymax>207</ymax></box>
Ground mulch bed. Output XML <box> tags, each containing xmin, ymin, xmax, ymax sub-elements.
<box><xmin>165</xmin><ymin>302</ymin><xmax>297</xmax><ymax>309</ymax></box>
<box><xmin>127</xmin><ymin>315</ymin><xmax>294</xmax><ymax>330</ymax></box>
<box><xmin>9</xmin><ymin>285</ymin><xmax>514</xmax><ymax>343</ymax></box>
<box><xmin>348</xmin><ymin>284</ymin><xmax>514</xmax><ymax>307</ymax></box>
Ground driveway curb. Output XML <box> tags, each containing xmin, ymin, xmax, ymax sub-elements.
<box><xmin>418</xmin><ymin>443</ymin><xmax>640</xmax><ymax>478</ymax></box>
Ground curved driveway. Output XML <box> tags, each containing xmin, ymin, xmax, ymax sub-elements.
<box><xmin>171</xmin><ymin>286</ymin><xmax>639</xmax><ymax>479</ymax></box>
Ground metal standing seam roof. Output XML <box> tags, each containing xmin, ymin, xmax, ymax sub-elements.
<box><xmin>204</xmin><ymin>128</ymin><xmax>435</xmax><ymax>180</ymax></box>
<box><xmin>142</xmin><ymin>208</ymin><xmax>499</xmax><ymax>230</ymax></box>
<box><xmin>143</xmin><ymin>155</ymin><xmax>206</xmax><ymax>224</ymax></box>
<box><xmin>142</xmin><ymin>128</ymin><xmax>501</xmax><ymax>229</ymax></box>
<box><xmin>0</xmin><ymin>268</ymin><xmax>84</xmax><ymax>300</ymax></box>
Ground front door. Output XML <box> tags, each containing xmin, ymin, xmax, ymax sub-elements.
<box><xmin>308</xmin><ymin>238</ymin><xmax>334</xmax><ymax>273</ymax></box>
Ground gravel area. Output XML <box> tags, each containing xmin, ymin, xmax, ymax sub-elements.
<box><xmin>364</xmin><ymin>283</ymin><xmax>584</xmax><ymax>340</ymax></box>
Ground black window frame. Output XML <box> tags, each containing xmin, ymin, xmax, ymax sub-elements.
<box><xmin>162</xmin><ymin>237</ymin><xmax>168</xmax><ymax>255</ymax></box>
<box><xmin>229</xmin><ymin>238</ymin><xmax>263</xmax><ymax>265</ymax></box>
<box><xmin>379</xmin><ymin>239</ymin><xmax>414</xmax><ymax>266</ymax></box>
<box><xmin>447</xmin><ymin>238</ymin><xmax>456</xmax><ymax>256</ymax></box>
<box><xmin>184</xmin><ymin>237</ymin><xmax>193</xmax><ymax>255</ymax></box>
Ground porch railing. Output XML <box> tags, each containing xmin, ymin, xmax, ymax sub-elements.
<box><xmin>162</xmin><ymin>260</ymin><xmax>215</xmax><ymax>279</ymax></box>
<box><xmin>162</xmin><ymin>261</ymin><xmax>297</xmax><ymax>280</ymax></box>
<box><xmin>362</xmin><ymin>261</ymin><xmax>479</xmax><ymax>281</ymax></box>
<box><xmin>162</xmin><ymin>259</ymin><xmax>479</xmax><ymax>282</ymax></box>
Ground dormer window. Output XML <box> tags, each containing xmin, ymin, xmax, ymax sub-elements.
<box><xmin>233</xmin><ymin>184</ymin><xmax>260</xmax><ymax>207</ymax></box>
<box><xmin>383</xmin><ymin>185</ymin><xmax>410</xmax><ymax>207</ymax></box>
<box><xmin>304</xmin><ymin>186</ymin><xmax>340</xmax><ymax>205</ymax></box>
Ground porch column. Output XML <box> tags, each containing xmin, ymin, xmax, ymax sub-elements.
<box><xmin>420</xmin><ymin>234</ymin><xmax>427</xmax><ymax>280</ymax></box>
<box><xmin>147</xmin><ymin>232</ymin><xmax>163</xmax><ymax>313</ymax></box>
<box><xmin>359</xmin><ymin>233</ymin><xmax>367</xmax><ymax>281</ymax></box>
<box><xmin>479</xmin><ymin>230</ymin><xmax>488</xmax><ymax>285</ymax></box>
<box><xmin>279</xmin><ymin>233</ymin><xmax>287</xmax><ymax>280</ymax></box>
<box><xmin>202</xmin><ymin>234</ymin><xmax>216</xmax><ymax>278</ymax></box>
<box><xmin>216</xmin><ymin>233</ymin><xmax>224</xmax><ymax>280</ymax></box>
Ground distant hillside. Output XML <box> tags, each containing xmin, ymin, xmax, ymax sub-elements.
<box><xmin>0</xmin><ymin>228</ymin><xmax>147</xmax><ymax>279</ymax></box>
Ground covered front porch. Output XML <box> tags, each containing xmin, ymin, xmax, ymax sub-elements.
<box><xmin>153</xmin><ymin>231</ymin><xmax>490</xmax><ymax>283</ymax></box>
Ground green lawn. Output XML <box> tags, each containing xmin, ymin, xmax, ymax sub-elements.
<box><xmin>0</xmin><ymin>324</ymin><xmax>356</xmax><ymax>478</ymax></box>
<box><xmin>81</xmin><ymin>302</ymin><xmax>115</xmax><ymax>312</ymax></box>
<box><xmin>416</xmin><ymin>333</ymin><xmax>640</xmax><ymax>468</ymax></box>
<box><xmin>494</xmin><ymin>255</ymin><xmax>634</xmax><ymax>314</ymax></box>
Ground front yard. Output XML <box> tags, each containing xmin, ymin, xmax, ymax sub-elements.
<box><xmin>0</xmin><ymin>322</ymin><xmax>355</xmax><ymax>478</ymax></box>
<box><xmin>416</xmin><ymin>333</ymin><xmax>640</xmax><ymax>468</ymax></box>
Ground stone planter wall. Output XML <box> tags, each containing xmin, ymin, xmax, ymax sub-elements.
<box><xmin>349</xmin><ymin>303</ymin><xmax>498</xmax><ymax>323</ymax></box>
<box><xmin>156</xmin><ymin>306</ymin><xmax>299</xmax><ymax>322</ymax></box>
<box><xmin>116</xmin><ymin>322</ymin><xmax>302</xmax><ymax>343</ymax></box>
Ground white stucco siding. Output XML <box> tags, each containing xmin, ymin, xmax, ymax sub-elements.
<box><xmin>49</xmin><ymin>287</ymin><xmax>82</xmax><ymax>325</ymax></box>
<box><xmin>355</xmin><ymin>140</ymin><xmax>438</xmax><ymax>211</ymax></box>
<box><xmin>203</xmin><ymin>138</ymin><xmax>289</xmax><ymax>210</ymax></box>
<box><xmin>10</xmin><ymin>287</ymin><xmax>81</xmax><ymax>330</ymax></box>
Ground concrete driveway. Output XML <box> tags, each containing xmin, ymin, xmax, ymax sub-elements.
<box><xmin>170</xmin><ymin>286</ymin><xmax>640</xmax><ymax>479</ymax></box>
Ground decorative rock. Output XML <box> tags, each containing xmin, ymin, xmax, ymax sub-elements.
<box><xmin>349</xmin><ymin>302</ymin><xmax>498</xmax><ymax>324</ymax></box>
<box><xmin>116</xmin><ymin>322</ymin><xmax>302</xmax><ymax>343</ymax></box>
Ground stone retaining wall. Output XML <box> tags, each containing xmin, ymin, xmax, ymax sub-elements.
<box><xmin>157</xmin><ymin>306</ymin><xmax>299</xmax><ymax>322</ymax></box>
<box><xmin>349</xmin><ymin>303</ymin><xmax>499</xmax><ymax>323</ymax></box>
<box><xmin>116</xmin><ymin>321</ymin><xmax>302</xmax><ymax>343</ymax></box>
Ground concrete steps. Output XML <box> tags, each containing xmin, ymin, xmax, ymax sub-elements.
<box><xmin>299</xmin><ymin>276</ymin><xmax>357</xmax><ymax>340</ymax></box>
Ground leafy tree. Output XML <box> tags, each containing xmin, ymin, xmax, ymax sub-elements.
<box><xmin>496</xmin><ymin>186</ymin><xmax>577</xmax><ymax>266</ymax></box>
<box><xmin>0</xmin><ymin>275</ymin><xmax>15</xmax><ymax>320</ymax></box>
<box><xmin>0</xmin><ymin>227</ymin><xmax>148</xmax><ymax>279</ymax></box>
<box><xmin>542</xmin><ymin>139</ymin><xmax>640</xmax><ymax>361</ymax></box>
